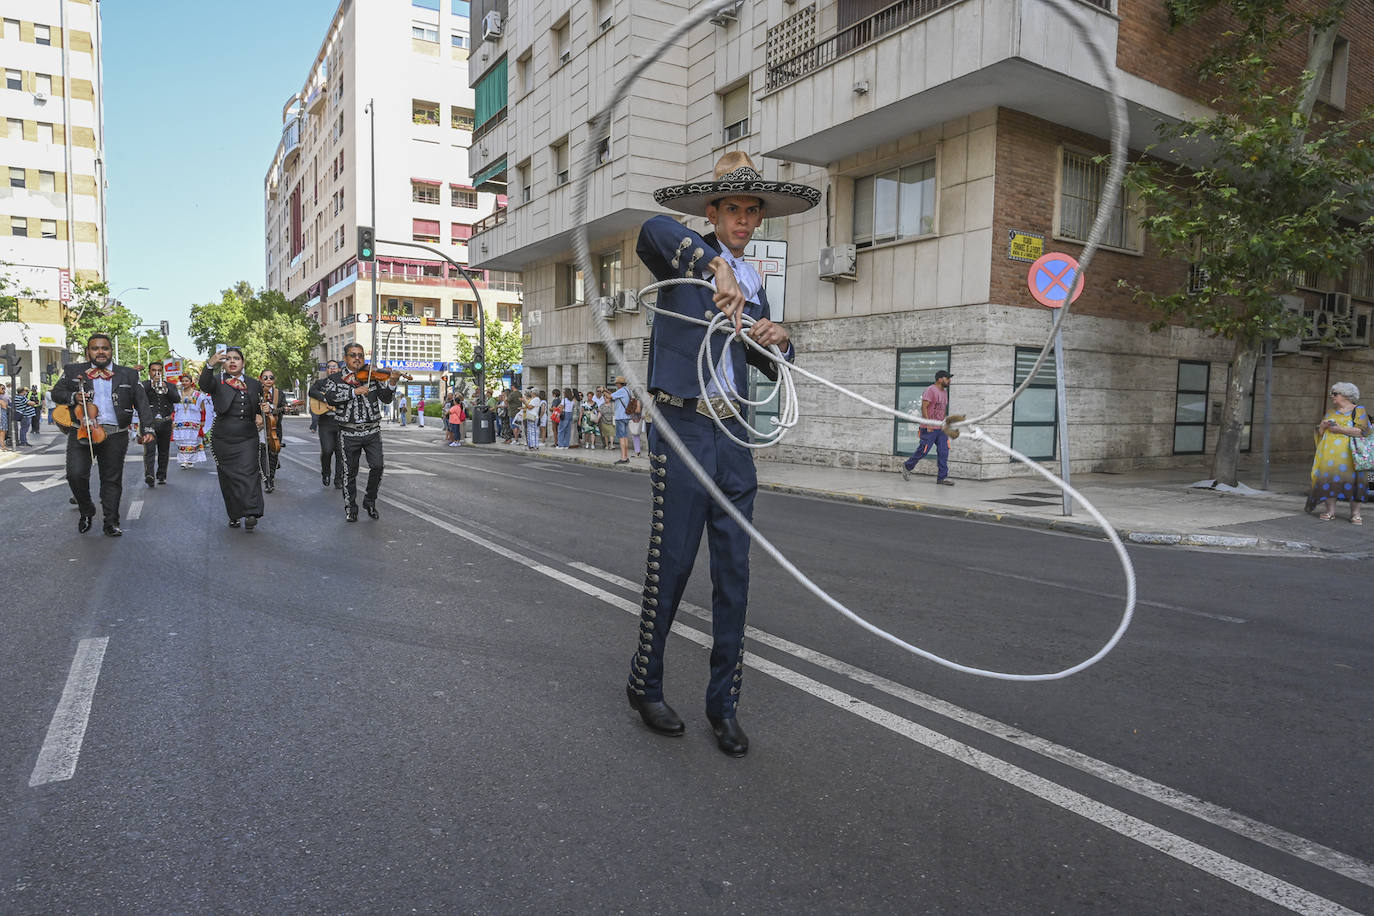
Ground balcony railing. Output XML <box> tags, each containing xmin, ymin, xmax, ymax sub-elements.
<box><xmin>472</xmin><ymin>205</ymin><xmax>507</xmax><ymax>236</ymax></box>
<box><xmin>471</xmin><ymin>108</ymin><xmax>506</xmax><ymax>144</ymax></box>
<box><xmin>765</xmin><ymin>0</ymin><xmax>1114</xmax><ymax>91</ymax></box>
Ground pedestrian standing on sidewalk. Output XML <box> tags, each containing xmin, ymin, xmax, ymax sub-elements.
<box><xmin>12</xmin><ymin>387</ymin><xmax>34</xmax><ymax>447</ymax></box>
<box><xmin>396</xmin><ymin>391</ymin><xmax>408</xmax><ymax>426</ymax></box>
<box><xmin>597</xmin><ymin>386</ymin><xmax>615</xmax><ymax>449</ymax></box>
<box><xmin>627</xmin><ymin>392</ymin><xmax>645</xmax><ymax>458</ymax></box>
<box><xmin>44</xmin><ymin>386</ymin><xmax>56</xmax><ymax>426</ymax></box>
<box><xmin>28</xmin><ymin>387</ymin><xmax>41</xmax><ymax>436</ymax></box>
<box><xmin>580</xmin><ymin>390</ymin><xmax>599</xmax><ymax>449</ymax></box>
<box><xmin>1308</xmin><ymin>381</ymin><xmax>1368</xmax><ymax>524</ymax></box>
<box><xmin>556</xmin><ymin>388</ymin><xmax>575</xmax><ymax>448</ymax></box>
<box><xmin>447</xmin><ymin>397</ymin><xmax>465</xmax><ymax>446</ymax></box>
<box><xmin>523</xmin><ymin>387</ymin><xmax>543</xmax><ymax>450</ymax></box>
<box><xmin>611</xmin><ymin>376</ymin><xmax>632</xmax><ymax>464</ymax></box>
<box><xmin>900</xmin><ymin>370</ymin><xmax>954</xmax><ymax>485</ymax></box>
<box><xmin>416</xmin><ymin>396</ymin><xmax>426</xmax><ymax>428</ymax></box>
<box><xmin>0</xmin><ymin>384</ymin><xmax>9</xmax><ymax>451</ymax></box>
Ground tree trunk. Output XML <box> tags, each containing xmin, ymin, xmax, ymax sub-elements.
<box><xmin>1210</xmin><ymin>339</ymin><xmax>1261</xmax><ymax>486</ymax></box>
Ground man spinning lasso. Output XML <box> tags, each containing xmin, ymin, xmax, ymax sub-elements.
<box><xmin>625</xmin><ymin>152</ymin><xmax>819</xmax><ymax>757</ymax></box>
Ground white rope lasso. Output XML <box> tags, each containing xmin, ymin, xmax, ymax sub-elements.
<box><xmin>572</xmin><ymin>0</ymin><xmax>1136</xmax><ymax>680</ymax></box>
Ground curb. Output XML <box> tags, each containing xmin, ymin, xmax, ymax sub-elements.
<box><xmin>459</xmin><ymin>440</ymin><xmax>1345</xmax><ymax>555</ymax></box>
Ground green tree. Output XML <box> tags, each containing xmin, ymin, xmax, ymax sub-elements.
<box><xmin>188</xmin><ymin>281</ymin><xmax>324</xmax><ymax>391</ymax></box>
<box><xmin>454</xmin><ymin>317</ymin><xmax>523</xmax><ymax>387</ymax></box>
<box><xmin>0</xmin><ymin>264</ymin><xmax>31</xmax><ymax>324</ymax></box>
<box><xmin>1127</xmin><ymin>0</ymin><xmax>1374</xmax><ymax>485</ymax></box>
<box><xmin>64</xmin><ymin>278</ymin><xmax>148</xmax><ymax>361</ymax></box>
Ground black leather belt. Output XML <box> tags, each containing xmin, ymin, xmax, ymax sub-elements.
<box><xmin>653</xmin><ymin>391</ymin><xmax>740</xmax><ymax>419</ymax></box>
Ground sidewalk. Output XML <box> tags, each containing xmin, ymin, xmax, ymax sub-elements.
<box><xmin>420</xmin><ymin>424</ymin><xmax>1367</xmax><ymax>557</ymax></box>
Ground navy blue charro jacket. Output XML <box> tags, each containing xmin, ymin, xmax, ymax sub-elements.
<box><xmin>637</xmin><ymin>214</ymin><xmax>790</xmax><ymax>401</ymax></box>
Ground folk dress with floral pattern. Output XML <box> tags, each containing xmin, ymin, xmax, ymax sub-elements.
<box><xmin>1311</xmin><ymin>406</ymin><xmax>1370</xmax><ymax>503</ymax></box>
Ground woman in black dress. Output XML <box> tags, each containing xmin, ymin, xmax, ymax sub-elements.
<box><xmin>257</xmin><ymin>369</ymin><xmax>287</xmax><ymax>493</ymax></box>
<box><xmin>200</xmin><ymin>348</ymin><xmax>265</xmax><ymax>530</ymax></box>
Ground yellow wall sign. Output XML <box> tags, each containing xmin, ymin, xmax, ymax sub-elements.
<box><xmin>1008</xmin><ymin>230</ymin><xmax>1045</xmax><ymax>263</ymax></box>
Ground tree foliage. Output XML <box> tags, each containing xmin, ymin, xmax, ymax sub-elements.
<box><xmin>454</xmin><ymin>318</ymin><xmax>524</xmax><ymax>389</ymax></box>
<box><xmin>1126</xmin><ymin>0</ymin><xmax>1374</xmax><ymax>484</ymax></box>
<box><xmin>188</xmin><ymin>281</ymin><xmax>323</xmax><ymax>390</ymax></box>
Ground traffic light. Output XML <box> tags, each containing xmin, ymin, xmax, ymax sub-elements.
<box><xmin>160</xmin><ymin>320</ymin><xmax>170</xmax><ymax>336</ymax></box>
<box><xmin>0</xmin><ymin>342</ymin><xmax>18</xmax><ymax>375</ymax></box>
<box><xmin>357</xmin><ymin>225</ymin><xmax>376</xmax><ymax>261</ymax></box>
<box><xmin>470</xmin><ymin>346</ymin><xmax>484</xmax><ymax>375</ymax></box>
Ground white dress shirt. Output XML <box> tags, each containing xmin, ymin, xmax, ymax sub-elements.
<box><xmin>91</xmin><ymin>373</ymin><xmax>116</xmax><ymax>423</ymax></box>
<box><xmin>706</xmin><ymin>252</ymin><xmax>764</xmax><ymax>400</ymax></box>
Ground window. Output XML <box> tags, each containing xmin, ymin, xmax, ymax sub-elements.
<box><xmin>9</xmin><ymin>166</ymin><xmax>24</xmax><ymax>188</ymax></box>
<box><xmin>853</xmin><ymin>159</ymin><xmax>935</xmax><ymax>249</ymax></box>
<box><xmin>597</xmin><ymin>0</ymin><xmax>613</xmax><ymax>31</ymax></box>
<box><xmin>6</xmin><ymin>117</ymin><xmax>21</xmax><ymax>139</ymax></box>
<box><xmin>721</xmin><ymin>84</ymin><xmax>749</xmax><ymax>143</ymax></box>
<box><xmin>34</xmin><ymin>24</ymin><xmax>51</xmax><ymax>46</ymax></box>
<box><xmin>459</xmin><ymin>301</ymin><xmax>476</xmax><ymax>322</ymax></box>
<box><xmin>597</xmin><ymin>250</ymin><xmax>621</xmax><ymax>295</ymax></box>
<box><xmin>10</xmin><ymin>216</ymin><xmax>26</xmax><ymax>237</ymax></box>
<box><xmin>38</xmin><ymin>122</ymin><xmax>53</xmax><ymax>143</ymax></box>
<box><xmin>451</xmin><ymin>222</ymin><xmax>472</xmax><ymax>243</ymax></box>
<box><xmin>38</xmin><ymin>218</ymin><xmax>56</xmax><ymax>240</ymax></box>
<box><xmin>748</xmin><ymin>366</ymin><xmax>778</xmax><ymax>437</ymax></box>
<box><xmin>1174</xmin><ymin>360</ymin><xmax>1210</xmax><ymax>455</ymax></box>
<box><xmin>38</xmin><ymin>170</ymin><xmax>54</xmax><ymax>191</ymax></box>
<box><xmin>451</xmin><ymin>32</ymin><xmax>469</xmax><ymax>49</ymax></box>
<box><xmin>412</xmin><ymin>218</ymin><xmax>441</xmax><ymax>243</ymax></box>
<box><xmin>451</xmin><ymin>185</ymin><xmax>477</xmax><ymax>208</ymax></box>
<box><xmin>383</xmin><ymin>331</ymin><xmax>442</xmax><ymax>362</ymax></box>
<box><xmin>451</xmin><ymin>106</ymin><xmax>475</xmax><ymax>130</ymax></box>
<box><xmin>488</xmin><ymin>270</ymin><xmax>522</xmax><ymax>292</ymax></box>
<box><xmin>412</xmin><ymin>25</ymin><xmax>439</xmax><ymax>42</ymax></box>
<box><xmin>517</xmin><ymin>160</ymin><xmax>531</xmax><ymax>204</ymax></box>
<box><xmin>552</xmin><ymin>140</ymin><xmax>570</xmax><ymax>186</ymax></box>
<box><xmin>560</xmin><ymin>263</ymin><xmax>584</xmax><ymax>306</ymax></box>
<box><xmin>595</xmin><ymin>133</ymin><xmax>611</xmax><ymax>165</ymax></box>
<box><xmin>453</xmin><ymin>0</ymin><xmax>471</xmax><ymax>15</ymax></box>
<box><xmin>1058</xmin><ymin>148</ymin><xmax>1140</xmax><ymax>251</ymax></box>
<box><xmin>412</xmin><ymin>180</ymin><xmax>440</xmax><ymax>204</ymax></box>
<box><xmin>1010</xmin><ymin>348</ymin><xmax>1058</xmax><ymax>461</ymax></box>
<box><xmin>893</xmin><ymin>348</ymin><xmax>949</xmax><ymax>455</ymax></box>
<box><xmin>412</xmin><ymin>0</ymin><xmax>440</xmax><ymax>8</ymax></box>
<box><xmin>5</xmin><ymin>69</ymin><xmax>20</xmax><ymax>90</ymax></box>
<box><xmin>1351</xmin><ymin>249</ymin><xmax>1374</xmax><ymax>301</ymax></box>
<box><xmin>498</xmin><ymin>302</ymin><xmax>522</xmax><ymax>323</ymax></box>
<box><xmin>35</xmin><ymin>73</ymin><xmax>50</xmax><ymax>95</ymax></box>
<box><xmin>474</xmin><ymin>58</ymin><xmax>507</xmax><ymax>131</ymax></box>
<box><xmin>1317</xmin><ymin>35</ymin><xmax>1349</xmax><ymax>109</ymax></box>
<box><xmin>553</xmin><ymin>22</ymin><xmax>570</xmax><ymax>65</ymax></box>
<box><xmin>516</xmin><ymin>52</ymin><xmax>532</xmax><ymax>95</ymax></box>
<box><xmin>412</xmin><ymin>99</ymin><xmax>440</xmax><ymax>126</ymax></box>
<box><xmin>4</xmin><ymin>19</ymin><xmax>19</xmax><ymax>38</ymax></box>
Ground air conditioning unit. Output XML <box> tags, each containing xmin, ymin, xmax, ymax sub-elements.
<box><xmin>818</xmin><ymin>244</ymin><xmax>857</xmax><ymax>281</ymax></box>
<box><xmin>1341</xmin><ymin>303</ymin><xmax>1373</xmax><ymax>348</ymax></box>
<box><xmin>709</xmin><ymin>0</ymin><xmax>744</xmax><ymax>26</ymax></box>
<box><xmin>592</xmin><ymin>296</ymin><xmax>616</xmax><ymax>320</ymax></box>
<box><xmin>1275</xmin><ymin>294</ymin><xmax>1304</xmax><ymax>354</ymax></box>
<box><xmin>614</xmin><ymin>289</ymin><xmax>638</xmax><ymax>312</ymax></box>
<box><xmin>1323</xmin><ymin>290</ymin><xmax>1352</xmax><ymax>317</ymax></box>
<box><xmin>559</xmin><ymin>49</ymin><xmax>571</xmax><ymax>65</ymax></box>
<box><xmin>1302</xmin><ymin>308</ymin><xmax>1335</xmax><ymax>344</ymax></box>
<box><xmin>33</xmin><ymin>90</ymin><xmax>48</xmax><ymax>103</ymax></box>
<box><xmin>482</xmin><ymin>10</ymin><xmax>503</xmax><ymax>39</ymax></box>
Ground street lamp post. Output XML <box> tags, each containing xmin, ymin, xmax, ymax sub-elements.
<box><xmin>108</xmin><ymin>286</ymin><xmax>149</xmax><ymax>363</ymax></box>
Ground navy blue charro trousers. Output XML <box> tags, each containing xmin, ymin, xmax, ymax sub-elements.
<box><xmin>627</xmin><ymin>403</ymin><xmax>756</xmax><ymax>719</ymax></box>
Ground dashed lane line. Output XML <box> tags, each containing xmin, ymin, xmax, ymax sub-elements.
<box><xmin>29</xmin><ymin>637</ymin><xmax>109</xmax><ymax>787</ymax></box>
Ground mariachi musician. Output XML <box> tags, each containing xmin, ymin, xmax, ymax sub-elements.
<box><xmin>314</xmin><ymin>342</ymin><xmax>396</xmax><ymax>522</ymax></box>
<box><xmin>307</xmin><ymin>358</ymin><xmax>344</xmax><ymax>489</ymax></box>
<box><xmin>51</xmin><ymin>333</ymin><xmax>155</xmax><ymax>536</ymax></box>
<box><xmin>140</xmin><ymin>360</ymin><xmax>181</xmax><ymax>487</ymax></box>
<box><xmin>200</xmin><ymin>348</ymin><xmax>265</xmax><ymax>530</ymax></box>
<box><xmin>256</xmin><ymin>368</ymin><xmax>286</xmax><ymax>493</ymax></box>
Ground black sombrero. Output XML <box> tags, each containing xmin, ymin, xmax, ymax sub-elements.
<box><xmin>653</xmin><ymin>151</ymin><xmax>821</xmax><ymax>218</ymax></box>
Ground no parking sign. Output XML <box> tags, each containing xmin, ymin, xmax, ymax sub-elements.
<box><xmin>1027</xmin><ymin>252</ymin><xmax>1085</xmax><ymax>309</ymax></box>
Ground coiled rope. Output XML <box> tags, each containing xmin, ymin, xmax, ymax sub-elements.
<box><xmin>571</xmin><ymin>0</ymin><xmax>1135</xmax><ymax>680</ymax></box>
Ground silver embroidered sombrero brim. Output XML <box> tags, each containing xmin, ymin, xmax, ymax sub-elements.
<box><xmin>653</xmin><ymin>156</ymin><xmax>821</xmax><ymax>218</ymax></box>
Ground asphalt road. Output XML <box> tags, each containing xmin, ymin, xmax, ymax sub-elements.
<box><xmin>0</xmin><ymin>420</ymin><xmax>1370</xmax><ymax>915</ymax></box>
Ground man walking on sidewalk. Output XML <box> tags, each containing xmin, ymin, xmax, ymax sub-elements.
<box><xmin>901</xmin><ymin>370</ymin><xmax>954</xmax><ymax>485</ymax></box>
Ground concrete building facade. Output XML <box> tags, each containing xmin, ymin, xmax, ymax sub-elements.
<box><xmin>264</xmin><ymin>0</ymin><xmax>521</xmax><ymax>397</ymax></box>
<box><xmin>0</xmin><ymin>0</ymin><xmax>106</xmax><ymax>389</ymax></box>
<box><xmin>467</xmin><ymin>0</ymin><xmax>1374</xmax><ymax>477</ymax></box>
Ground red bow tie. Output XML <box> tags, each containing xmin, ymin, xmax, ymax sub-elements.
<box><xmin>85</xmin><ymin>368</ymin><xmax>113</xmax><ymax>380</ymax></box>
<box><xmin>224</xmin><ymin>377</ymin><xmax>246</xmax><ymax>391</ymax></box>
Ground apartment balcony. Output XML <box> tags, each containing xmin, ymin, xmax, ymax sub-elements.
<box><xmin>306</xmin><ymin>84</ymin><xmax>326</xmax><ymax>114</ymax></box>
<box><xmin>282</xmin><ymin>114</ymin><xmax>302</xmax><ymax>165</ymax></box>
<box><xmin>469</xmin><ymin>115</ymin><xmax>508</xmax><ymax>182</ymax></box>
<box><xmin>760</xmin><ymin>0</ymin><xmax>1163</xmax><ymax>166</ymax></box>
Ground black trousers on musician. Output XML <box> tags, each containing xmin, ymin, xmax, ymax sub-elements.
<box><xmin>340</xmin><ymin>429</ymin><xmax>383</xmax><ymax>510</ymax></box>
<box><xmin>317</xmin><ymin>415</ymin><xmax>344</xmax><ymax>484</ymax></box>
<box><xmin>67</xmin><ymin>428</ymin><xmax>129</xmax><ymax>526</ymax></box>
<box><xmin>142</xmin><ymin>420</ymin><xmax>173</xmax><ymax>481</ymax></box>
<box><xmin>257</xmin><ymin>442</ymin><xmax>281</xmax><ymax>485</ymax></box>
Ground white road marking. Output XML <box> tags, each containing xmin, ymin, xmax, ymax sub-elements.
<box><xmin>20</xmin><ymin>469</ymin><xmax>69</xmax><ymax>492</ymax></box>
<box><xmin>283</xmin><ymin>435</ymin><xmax>310</xmax><ymax>445</ymax></box>
<box><xmin>29</xmin><ymin>637</ymin><xmax>109</xmax><ymax>787</ymax></box>
<box><xmin>379</xmin><ymin>491</ymin><xmax>1362</xmax><ymax>915</ymax></box>
<box><xmin>571</xmin><ymin>562</ymin><xmax>1373</xmax><ymax>890</ymax></box>
<box><xmin>386</xmin><ymin>465</ymin><xmax>437</xmax><ymax>476</ymax></box>
<box><xmin>127</xmin><ymin>500</ymin><xmax>143</xmax><ymax>520</ymax></box>
<box><xmin>521</xmin><ymin>461</ymin><xmax>581</xmax><ymax>476</ymax></box>
<box><xmin>0</xmin><ymin>469</ymin><xmax>59</xmax><ymax>482</ymax></box>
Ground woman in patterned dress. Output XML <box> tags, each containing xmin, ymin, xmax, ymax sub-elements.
<box><xmin>173</xmin><ymin>373</ymin><xmax>210</xmax><ymax>468</ymax></box>
<box><xmin>1309</xmin><ymin>381</ymin><xmax>1368</xmax><ymax>524</ymax></box>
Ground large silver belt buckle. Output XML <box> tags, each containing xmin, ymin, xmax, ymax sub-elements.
<box><xmin>697</xmin><ymin>396</ymin><xmax>737</xmax><ymax>419</ymax></box>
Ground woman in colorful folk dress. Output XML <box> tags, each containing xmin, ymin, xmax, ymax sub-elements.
<box><xmin>1310</xmin><ymin>381</ymin><xmax>1369</xmax><ymax>524</ymax></box>
<box><xmin>173</xmin><ymin>374</ymin><xmax>211</xmax><ymax>468</ymax></box>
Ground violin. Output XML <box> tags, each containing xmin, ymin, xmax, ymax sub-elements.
<box><xmin>261</xmin><ymin>393</ymin><xmax>282</xmax><ymax>452</ymax></box>
<box><xmin>74</xmin><ymin>390</ymin><xmax>105</xmax><ymax>445</ymax></box>
<box><xmin>350</xmin><ymin>366</ymin><xmax>413</xmax><ymax>384</ymax></box>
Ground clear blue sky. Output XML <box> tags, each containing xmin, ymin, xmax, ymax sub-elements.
<box><xmin>103</xmin><ymin>1</ymin><xmax>337</xmax><ymax>359</ymax></box>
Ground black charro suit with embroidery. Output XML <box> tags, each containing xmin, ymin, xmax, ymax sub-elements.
<box><xmin>199</xmin><ymin>365</ymin><xmax>265</xmax><ymax>521</ymax></box>
<box><xmin>52</xmin><ymin>361</ymin><xmax>154</xmax><ymax>529</ymax></box>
